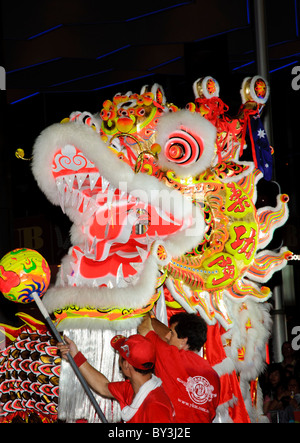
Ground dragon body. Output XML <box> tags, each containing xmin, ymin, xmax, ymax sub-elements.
<box><xmin>0</xmin><ymin>76</ymin><xmax>290</xmax><ymax>422</ymax></box>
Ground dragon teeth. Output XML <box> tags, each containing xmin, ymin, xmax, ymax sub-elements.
<box><xmin>56</xmin><ymin>176</ymin><xmax>65</xmax><ymax>194</ymax></box>
<box><xmin>101</xmin><ymin>177</ymin><xmax>109</xmax><ymax>192</ymax></box>
<box><xmin>65</xmin><ymin>175</ymin><xmax>75</xmax><ymax>191</ymax></box>
<box><xmin>71</xmin><ymin>189</ymin><xmax>80</xmax><ymax>207</ymax></box>
<box><xmin>76</xmin><ymin>173</ymin><xmax>87</xmax><ymax>189</ymax></box>
<box><xmin>116</xmin><ymin>264</ymin><xmax>128</xmax><ymax>288</ymax></box>
<box><xmin>106</xmin><ymin>187</ymin><xmax>115</xmax><ymax>209</ymax></box>
<box><xmin>89</xmin><ymin>172</ymin><xmax>100</xmax><ymax>190</ymax></box>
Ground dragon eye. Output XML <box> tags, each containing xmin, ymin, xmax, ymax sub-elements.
<box><xmin>118</xmin><ymin>109</ymin><xmax>128</xmax><ymax>117</ymax></box>
<box><xmin>136</xmin><ymin>108</ymin><xmax>146</xmax><ymax>117</ymax></box>
<box><xmin>166</xmin><ymin>143</ymin><xmax>184</xmax><ymax>160</ymax></box>
<box><xmin>164</xmin><ymin>129</ymin><xmax>204</xmax><ymax>166</ymax></box>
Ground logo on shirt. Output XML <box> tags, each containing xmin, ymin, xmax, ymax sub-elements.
<box><xmin>177</xmin><ymin>376</ymin><xmax>217</xmax><ymax>405</ymax></box>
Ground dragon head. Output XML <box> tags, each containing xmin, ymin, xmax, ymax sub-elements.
<box><xmin>32</xmin><ymin>84</ymin><xmax>216</xmax><ymax>330</ymax></box>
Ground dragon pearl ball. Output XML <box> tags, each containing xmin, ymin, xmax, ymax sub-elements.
<box><xmin>0</xmin><ymin>248</ymin><xmax>51</xmax><ymax>303</ymax></box>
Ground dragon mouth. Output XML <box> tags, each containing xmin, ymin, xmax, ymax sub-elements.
<box><xmin>31</xmin><ymin>122</ymin><xmax>203</xmax><ymax>318</ymax></box>
<box><xmin>53</xmin><ymin>150</ymin><xmax>182</xmax><ymax>290</ymax></box>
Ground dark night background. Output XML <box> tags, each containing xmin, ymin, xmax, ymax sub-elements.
<box><xmin>0</xmin><ymin>0</ymin><xmax>300</xmax><ymax>360</ymax></box>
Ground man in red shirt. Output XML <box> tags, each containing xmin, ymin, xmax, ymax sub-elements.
<box><xmin>57</xmin><ymin>333</ymin><xmax>175</xmax><ymax>423</ymax></box>
<box><xmin>138</xmin><ymin>312</ymin><xmax>220</xmax><ymax>423</ymax></box>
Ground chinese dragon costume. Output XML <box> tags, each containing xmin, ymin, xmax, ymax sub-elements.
<box><xmin>0</xmin><ymin>75</ymin><xmax>291</xmax><ymax>422</ymax></box>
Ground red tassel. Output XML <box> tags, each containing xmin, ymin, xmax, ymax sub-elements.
<box><xmin>238</xmin><ymin>103</ymin><xmax>259</xmax><ymax>162</ymax></box>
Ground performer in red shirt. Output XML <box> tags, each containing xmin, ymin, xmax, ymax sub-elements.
<box><xmin>58</xmin><ymin>334</ymin><xmax>175</xmax><ymax>423</ymax></box>
<box><xmin>138</xmin><ymin>312</ymin><xmax>220</xmax><ymax>423</ymax></box>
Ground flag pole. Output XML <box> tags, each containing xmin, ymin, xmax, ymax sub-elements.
<box><xmin>253</xmin><ymin>0</ymin><xmax>287</xmax><ymax>362</ymax></box>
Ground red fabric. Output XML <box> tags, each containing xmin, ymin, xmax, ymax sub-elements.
<box><xmin>238</xmin><ymin>103</ymin><xmax>259</xmax><ymax>162</ymax></box>
<box><xmin>205</xmin><ymin>323</ymin><xmax>251</xmax><ymax>423</ymax></box>
<box><xmin>228</xmin><ymin>373</ymin><xmax>251</xmax><ymax>423</ymax></box>
<box><xmin>194</xmin><ymin>96</ymin><xmax>244</xmax><ymax>161</ymax></box>
<box><xmin>205</xmin><ymin>323</ymin><xmax>227</xmax><ymax>366</ymax></box>
<box><xmin>147</xmin><ymin>331</ymin><xmax>220</xmax><ymax>423</ymax></box>
<box><xmin>108</xmin><ymin>379</ymin><xmax>175</xmax><ymax>423</ymax></box>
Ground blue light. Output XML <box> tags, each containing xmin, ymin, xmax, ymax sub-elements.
<box><xmin>194</xmin><ymin>26</ymin><xmax>249</xmax><ymax>42</ymax></box>
<box><xmin>7</xmin><ymin>58</ymin><xmax>62</xmax><ymax>74</ymax></box>
<box><xmin>270</xmin><ymin>61</ymin><xmax>299</xmax><ymax>73</ymax></box>
<box><xmin>279</xmin><ymin>52</ymin><xmax>300</xmax><ymax>60</ymax></box>
<box><xmin>10</xmin><ymin>92</ymin><xmax>40</xmax><ymax>105</ymax></box>
<box><xmin>27</xmin><ymin>24</ymin><xmax>63</xmax><ymax>40</ymax></box>
<box><xmin>96</xmin><ymin>45</ymin><xmax>131</xmax><ymax>60</ymax></box>
<box><xmin>50</xmin><ymin>68</ymin><xmax>114</xmax><ymax>87</ymax></box>
<box><xmin>232</xmin><ymin>60</ymin><xmax>255</xmax><ymax>71</ymax></box>
<box><xmin>125</xmin><ymin>2</ymin><xmax>192</xmax><ymax>22</ymax></box>
<box><xmin>93</xmin><ymin>73</ymin><xmax>155</xmax><ymax>91</ymax></box>
<box><xmin>295</xmin><ymin>0</ymin><xmax>299</xmax><ymax>37</ymax></box>
<box><xmin>246</xmin><ymin>0</ymin><xmax>251</xmax><ymax>24</ymax></box>
<box><xmin>148</xmin><ymin>56</ymin><xmax>183</xmax><ymax>71</ymax></box>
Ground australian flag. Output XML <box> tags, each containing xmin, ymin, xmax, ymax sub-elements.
<box><xmin>247</xmin><ymin>114</ymin><xmax>273</xmax><ymax>181</ymax></box>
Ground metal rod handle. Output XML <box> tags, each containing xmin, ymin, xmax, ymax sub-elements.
<box><xmin>32</xmin><ymin>292</ymin><xmax>108</xmax><ymax>423</ymax></box>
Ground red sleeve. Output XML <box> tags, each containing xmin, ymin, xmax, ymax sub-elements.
<box><xmin>108</xmin><ymin>380</ymin><xmax>132</xmax><ymax>410</ymax></box>
<box><xmin>146</xmin><ymin>330</ymin><xmax>179</xmax><ymax>359</ymax></box>
<box><xmin>146</xmin><ymin>330</ymin><xmax>182</xmax><ymax>379</ymax></box>
<box><xmin>146</xmin><ymin>330</ymin><xmax>170</xmax><ymax>351</ymax></box>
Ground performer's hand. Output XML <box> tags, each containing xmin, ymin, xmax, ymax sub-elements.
<box><xmin>138</xmin><ymin>313</ymin><xmax>154</xmax><ymax>336</ymax></box>
<box><xmin>138</xmin><ymin>312</ymin><xmax>170</xmax><ymax>341</ymax></box>
<box><xmin>57</xmin><ymin>335</ymin><xmax>79</xmax><ymax>359</ymax></box>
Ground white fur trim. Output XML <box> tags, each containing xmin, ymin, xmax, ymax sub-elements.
<box><xmin>213</xmin><ymin>357</ymin><xmax>235</xmax><ymax>377</ymax></box>
<box><xmin>44</xmin><ymin>254</ymin><xmax>158</xmax><ymax>312</ymax></box>
<box><xmin>55</xmin><ymin>316</ymin><xmax>142</xmax><ymax>332</ymax></box>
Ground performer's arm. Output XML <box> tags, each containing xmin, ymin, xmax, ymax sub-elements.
<box><xmin>138</xmin><ymin>313</ymin><xmax>169</xmax><ymax>341</ymax></box>
<box><xmin>57</xmin><ymin>336</ymin><xmax>114</xmax><ymax>399</ymax></box>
